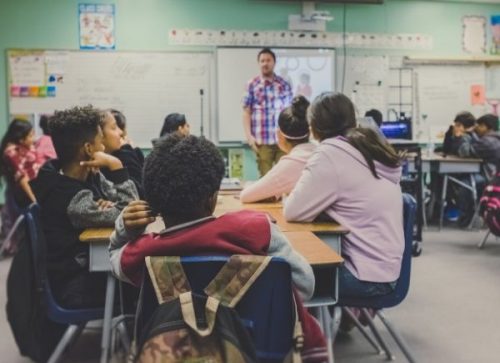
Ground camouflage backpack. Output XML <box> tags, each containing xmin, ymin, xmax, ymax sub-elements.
<box><xmin>133</xmin><ymin>255</ymin><xmax>303</xmax><ymax>363</ymax></box>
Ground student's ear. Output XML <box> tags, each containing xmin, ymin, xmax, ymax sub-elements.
<box><xmin>207</xmin><ymin>191</ymin><xmax>219</xmax><ymax>214</ymax></box>
<box><xmin>83</xmin><ymin>142</ymin><xmax>94</xmax><ymax>160</ymax></box>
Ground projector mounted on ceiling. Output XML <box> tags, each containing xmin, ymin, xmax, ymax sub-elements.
<box><xmin>289</xmin><ymin>2</ymin><xmax>334</xmax><ymax>32</ymax></box>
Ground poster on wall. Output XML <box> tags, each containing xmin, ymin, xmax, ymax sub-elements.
<box><xmin>462</xmin><ymin>16</ymin><xmax>486</xmax><ymax>54</ymax></box>
<box><xmin>79</xmin><ymin>3</ymin><xmax>115</xmax><ymax>50</ymax></box>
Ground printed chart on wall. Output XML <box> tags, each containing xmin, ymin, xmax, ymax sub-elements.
<box><xmin>217</xmin><ymin>47</ymin><xmax>335</xmax><ymax>142</ymax></box>
<box><xmin>7</xmin><ymin>50</ymin><xmax>212</xmax><ymax>147</ymax></box>
<box><xmin>415</xmin><ymin>64</ymin><xmax>487</xmax><ymax>143</ymax></box>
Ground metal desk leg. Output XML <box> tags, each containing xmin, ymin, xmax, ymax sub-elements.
<box><xmin>467</xmin><ymin>174</ymin><xmax>479</xmax><ymax>230</ymax></box>
<box><xmin>439</xmin><ymin>175</ymin><xmax>448</xmax><ymax>230</ymax></box>
<box><xmin>100</xmin><ymin>273</ymin><xmax>116</xmax><ymax>363</ymax></box>
<box><xmin>319</xmin><ymin>306</ymin><xmax>335</xmax><ymax>363</ymax></box>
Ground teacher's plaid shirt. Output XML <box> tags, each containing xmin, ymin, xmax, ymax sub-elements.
<box><xmin>243</xmin><ymin>74</ymin><xmax>292</xmax><ymax>145</ymax></box>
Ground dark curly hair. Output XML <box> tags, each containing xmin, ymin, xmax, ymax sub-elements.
<box><xmin>50</xmin><ymin>105</ymin><xmax>103</xmax><ymax>166</ymax></box>
<box><xmin>144</xmin><ymin>134</ymin><xmax>225</xmax><ymax>221</ymax></box>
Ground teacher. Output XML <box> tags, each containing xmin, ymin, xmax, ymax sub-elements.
<box><xmin>243</xmin><ymin>48</ymin><xmax>293</xmax><ymax>176</ymax></box>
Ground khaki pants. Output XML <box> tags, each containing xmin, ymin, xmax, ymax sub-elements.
<box><xmin>255</xmin><ymin>144</ymin><xmax>285</xmax><ymax>177</ymax></box>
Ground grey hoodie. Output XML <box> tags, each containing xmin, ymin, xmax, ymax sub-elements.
<box><xmin>458</xmin><ymin>131</ymin><xmax>500</xmax><ymax>176</ymax></box>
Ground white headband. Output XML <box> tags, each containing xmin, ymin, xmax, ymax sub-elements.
<box><xmin>280</xmin><ymin>129</ymin><xmax>310</xmax><ymax>140</ymax></box>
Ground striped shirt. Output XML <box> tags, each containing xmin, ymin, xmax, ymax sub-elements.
<box><xmin>243</xmin><ymin>74</ymin><xmax>293</xmax><ymax>145</ymax></box>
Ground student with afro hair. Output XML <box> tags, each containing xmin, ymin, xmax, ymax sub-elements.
<box><xmin>110</xmin><ymin>134</ymin><xmax>328</xmax><ymax>361</ymax></box>
<box><xmin>30</xmin><ymin>105</ymin><xmax>138</xmax><ymax>308</ymax></box>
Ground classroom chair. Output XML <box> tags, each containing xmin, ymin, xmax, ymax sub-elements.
<box><xmin>137</xmin><ymin>256</ymin><xmax>296</xmax><ymax>363</ymax></box>
<box><xmin>477</xmin><ymin>230</ymin><xmax>499</xmax><ymax>249</ymax></box>
<box><xmin>25</xmin><ymin>204</ymin><xmax>129</xmax><ymax>363</ymax></box>
<box><xmin>338</xmin><ymin>193</ymin><xmax>417</xmax><ymax>363</ymax></box>
<box><xmin>0</xmin><ymin>187</ymin><xmax>26</xmax><ymax>257</ymax></box>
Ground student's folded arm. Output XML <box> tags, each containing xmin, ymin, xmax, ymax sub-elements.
<box><xmin>469</xmin><ymin>137</ymin><xmax>496</xmax><ymax>161</ymax></box>
<box><xmin>240</xmin><ymin>160</ymin><xmax>291</xmax><ymax>203</ymax></box>
<box><xmin>458</xmin><ymin>133</ymin><xmax>478</xmax><ymax>158</ymax></box>
<box><xmin>99</xmin><ymin>169</ymin><xmax>139</xmax><ymax>208</ymax></box>
<box><xmin>283</xmin><ymin>150</ymin><xmax>338</xmax><ymax>222</ymax></box>
<box><xmin>66</xmin><ymin>190</ymin><xmax>122</xmax><ymax>229</ymax></box>
<box><xmin>267</xmin><ymin>221</ymin><xmax>315</xmax><ymax>301</ymax></box>
<box><xmin>109</xmin><ymin>210</ymin><xmax>146</xmax><ymax>284</ymax></box>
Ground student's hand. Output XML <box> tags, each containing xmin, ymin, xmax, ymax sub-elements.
<box><xmin>80</xmin><ymin>151</ymin><xmax>123</xmax><ymax>171</ymax></box>
<box><xmin>96</xmin><ymin>199</ymin><xmax>115</xmax><ymax>210</ymax></box>
<box><xmin>123</xmin><ymin>200</ymin><xmax>156</xmax><ymax>231</ymax></box>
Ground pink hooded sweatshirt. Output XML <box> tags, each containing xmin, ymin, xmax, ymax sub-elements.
<box><xmin>240</xmin><ymin>142</ymin><xmax>316</xmax><ymax>203</ymax></box>
<box><xmin>284</xmin><ymin>137</ymin><xmax>404</xmax><ymax>283</ymax></box>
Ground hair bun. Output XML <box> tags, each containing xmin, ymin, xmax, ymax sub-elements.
<box><xmin>291</xmin><ymin>95</ymin><xmax>310</xmax><ymax>120</ymax></box>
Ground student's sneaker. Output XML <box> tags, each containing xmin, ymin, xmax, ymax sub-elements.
<box><xmin>444</xmin><ymin>207</ymin><xmax>460</xmax><ymax>222</ymax></box>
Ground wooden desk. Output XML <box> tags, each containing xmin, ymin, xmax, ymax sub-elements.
<box><xmin>80</xmin><ymin>228</ymin><xmax>343</xmax><ymax>268</ymax></box>
<box><xmin>216</xmin><ymin>195</ymin><xmax>349</xmax><ymax>234</ymax></box>
<box><xmin>408</xmin><ymin>152</ymin><xmax>482</xmax><ymax>174</ymax></box>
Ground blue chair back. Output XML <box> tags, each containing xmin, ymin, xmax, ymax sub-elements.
<box><xmin>340</xmin><ymin>193</ymin><xmax>417</xmax><ymax>309</ymax></box>
<box><xmin>25</xmin><ymin>204</ymin><xmax>103</xmax><ymax>324</ymax></box>
<box><xmin>139</xmin><ymin>256</ymin><xmax>295</xmax><ymax>363</ymax></box>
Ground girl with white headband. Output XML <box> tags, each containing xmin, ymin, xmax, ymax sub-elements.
<box><xmin>240</xmin><ymin>95</ymin><xmax>316</xmax><ymax>203</ymax></box>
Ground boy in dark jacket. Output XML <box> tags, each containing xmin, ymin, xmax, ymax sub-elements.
<box><xmin>459</xmin><ymin>113</ymin><xmax>500</xmax><ymax>177</ymax></box>
<box><xmin>30</xmin><ymin>106</ymin><xmax>138</xmax><ymax>308</ymax></box>
<box><xmin>442</xmin><ymin>111</ymin><xmax>476</xmax><ymax>155</ymax></box>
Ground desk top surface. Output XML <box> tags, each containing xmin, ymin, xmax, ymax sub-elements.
<box><xmin>80</xmin><ymin>228</ymin><xmax>343</xmax><ymax>267</ymax></box>
<box><xmin>422</xmin><ymin>152</ymin><xmax>482</xmax><ymax>163</ymax></box>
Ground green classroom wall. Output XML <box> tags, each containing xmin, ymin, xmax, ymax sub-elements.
<box><xmin>0</xmin><ymin>0</ymin><xmax>499</xmax><ymax>184</ymax></box>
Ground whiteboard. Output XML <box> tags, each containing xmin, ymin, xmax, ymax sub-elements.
<box><xmin>8</xmin><ymin>50</ymin><xmax>212</xmax><ymax>147</ymax></box>
<box><xmin>415</xmin><ymin>64</ymin><xmax>488</xmax><ymax>142</ymax></box>
<box><xmin>338</xmin><ymin>55</ymin><xmax>390</xmax><ymax>118</ymax></box>
<box><xmin>216</xmin><ymin>47</ymin><xmax>335</xmax><ymax>142</ymax></box>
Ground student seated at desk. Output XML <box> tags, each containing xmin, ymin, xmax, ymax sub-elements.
<box><xmin>109</xmin><ymin>134</ymin><xmax>327</xmax><ymax>361</ymax></box>
<box><xmin>30</xmin><ymin>106</ymin><xmax>138</xmax><ymax>308</ymax></box>
<box><xmin>0</xmin><ymin>120</ymin><xmax>42</xmax><ymax>254</ymax></box>
<box><xmin>100</xmin><ymin>110</ymin><xmax>145</xmax><ymax>197</ymax></box>
<box><xmin>152</xmin><ymin>113</ymin><xmax>190</xmax><ymax>146</ymax></box>
<box><xmin>441</xmin><ymin>111</ymin><xmax>476</xmax><ymax>156</ymax></box>
<box><xmin>458</xmin><ymin>113</ymin><xmax>500</xmax><ymax>177</ymax></box>
<box><xmin>284</xmin><ymin>92</ymin><xmax>404</xmax><ymax>300</ymax></box>
<box><xmin>240</xmin><ymin>95</ymin><xmax>316</xmax><ymax>203</ymax></box>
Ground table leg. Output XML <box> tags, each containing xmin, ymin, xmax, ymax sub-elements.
<box><xmin>319</xmin><ymin>306</ymin><xmax>335</xmax><ymax>363</ymax></box>
<box><xmin>439</xmin><ymin>175</ymin><xmax>448</xmax><ymax>230</ymax></box>
<box><xmin>468</xmin><ymin>174</ymin><xmax>478</xmax><ymax>230</ymax></box>
<box><xmin>100</xmin><ymin>273</ymin><xmax>116</xmax><ymax>363</ymax></box>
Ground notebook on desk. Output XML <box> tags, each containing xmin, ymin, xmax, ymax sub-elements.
<box><xmin>220</xmin><ymin>177</ymin><xmax>242</xmax><ymax>191</ymax></box>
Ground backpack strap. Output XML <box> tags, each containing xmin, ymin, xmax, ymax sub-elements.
<box><xmin>145</xmin><ymin>256</ymin><xmax>191</xmax><ymax>303</ymax></box>
<box><xmin>178</xmin><ymin>292</ymin><xmax>220</xmax><ymax>337</ymax></box>
<box><xmin>204</xmin><ymin>255</ymin><xmax>272</xmax><ymax>307</ymax></box>
<box><xmin>291</xmin><ymin>294</ymin><xmax>304</xmax><ymax>363</ymax></box>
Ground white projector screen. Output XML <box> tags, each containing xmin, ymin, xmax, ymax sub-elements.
<box><xmin>216</xmin><ymin>47</ymin><xmax>336</xmax><ymax>143</ymax></box>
